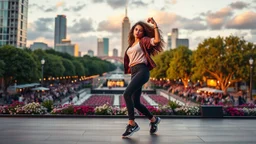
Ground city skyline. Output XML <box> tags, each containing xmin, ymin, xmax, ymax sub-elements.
<box><xmin>27</xmin><ymin>0</ymin><xmax>256</xmax><ymax>56</ymax></box>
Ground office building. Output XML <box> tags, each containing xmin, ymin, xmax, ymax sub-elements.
<box><xmin>177</xmin><ymin>39</ymin><xmax>189</xmax><ymax>48</ymax></box>
<box><xmin>113</xmin><ymin>48</ymin><xmax>118</xmax><ymax>57</ymax></box>
<box><xmin>167</xmin><ymin>28</ymin><xmax>189</xmax><ymax>50</ymax></box>
<box><xmin>55</xmin><ymin>39</ymin><xmax>79</xmax><ymax>57</ymax></box>
<box><xmin>88</xmin><ymin>50</ymin><xmax>94</xmax><ymax>57</ymax></box>
<box><xmin>54</xmin><ymin>15</ymin><xmax>67</xmax><ymax>47</ymax></box>
<box><xmin>97</xmin><ymin>37</ymin><xmax>109</xmax><ymax>56</ymax></box>
<box><xmin>0</xmin><ymin>0</ymin><xmax>29</xmax><ymax>48</ymax></box>
<box><xmin>30</xmin><ymin>42</ymin><xmax>51</xmax><ymax>51</ymax></box>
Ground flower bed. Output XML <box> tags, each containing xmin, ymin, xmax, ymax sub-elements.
<box><xmin>0</xmin><ymin>101</ymin><xmax>47</xmax><ymax>115</ymax></box>
<box><xmin>223</xmin><ymin>104</ymin><xmax>256</xmax><ymax>116</ymax></box>
<box><xmin>0</xmin><ymin>101</ymin><xmax>256</xmax><ymax>117</ymax></box>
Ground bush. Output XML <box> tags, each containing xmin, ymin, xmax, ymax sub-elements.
<box><xmin>74</xmin><ymin>105</ymin><xmax>94</xmax><ymax>115</ymax></box>
<box><xmin>223</xmin><ymin>107</ymin><xmax>244</xmax><ymax>116</ymax></box>
<box><xmin>7</xmin><ymin>101</ymin><xmax>24</xmax><ymax>114</ymax></box>
<box><xmin>60</xmin><ymin>105</ymin><xmax>74</xmax><ymax>114</ymax></box>
<box><xmin>94</xmin><ymin>104</ymin><xmax>113</xmax><ymax>115</ymax></box>
<box><xmin>112</xmin><ymin>107</ymin><xmax>127</xmax><ymax>115</ymax></box>
<box><xmin>174</xmin><ymin>106</ymin><xmax>200</xmax><ymax>116</ymax></box>
<box><xmin>42</xmin><ymin>100</ymin><xmax>54</xmax><ymax>113</ymax></box>
<box><xmin>168</xmin><ymin>101</ymin><xmax>181</xmax><ymax>110</ymax></box>
<box><xmin>22</xmin><ymin>102</ymin><xmax>47</xmax><ymax>114</ymax></box>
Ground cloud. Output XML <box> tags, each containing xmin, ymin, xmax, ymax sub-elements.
<box><xmin>27</xmin><ymin>18</ymin><xmax>54</xmax><ymax>41</ymax></box>
<box><xmin>97</xmin><ymin>15</ymin><xmax>123</xmax><ymax>33</ymax></box>
<box><xmin>68</xmin><ymin>18</ymin><xmax>95</xmax><ymax>34</ymax></box>
<box><xmin>251</xmin><ymin>30</ymin><xmax>256</xmax><ymax>35</ymax></box>
<box><xmin>34</xmin><ymin>18</ymin><xmax>53</xmax><ymax>32</ymax></box>
<box><xmin>182</xmin><ymin>17</ymin><xmax>207</xmax><ymax>30</ymax></box>
<box><xmin>45</xmin><ymin>7</ymin><xmax>56</xmax><ymax>12</ymax></box>
<box><xmin>250</xmin><ymin>30</ymin><xmax>256</xmax><ymax>44</ymax></box>
<box><xmin>63</xmin><ymin>4</ymin><xmax>86</xmax><ymax>12</ymax></box>
<box><xmin>229</xmin><ymin>1</ymin><xmax>249</xmax><ymax>9</ymax></box>
<box><xmin>171</xmin><ymin>0</ymin><xmax>177</xmax><ymax>4</ymax></box>
<box><xmin>130</xmin><ymin>0</ymin><xmax>148</xmax><ymax>7</ymax></box>
<box><xmin>56</xmin><ymin>1</ymin><xmax>65</xmax><ymax>8</ymax></box>
<box><xmin>233</xmin><ymin>31</ymin><xmax>248</xmax><ymax>38</ymax></box>
<box><xmin>205</xmin><ymin>7</ymin><xmax>233</xmax><ymax>29</ymax></box>
<box><xmin>148</xmin><ymin>11</ymin><xmax>207</xmax><ymax>32</ymax></box>
<box><xmin>92</xmin><ymin>0</ymin><xmax>104</xmax><ymax>3</ymax></box>
<box><xmin>29</xmin><ymin>1</ymin><xmax>66</xmax><ymax>13</ymax></box>
<box><xmin>72</xmin><ymin>4</ymin><xmax>86</xmax><ymax>11</ymax></box>
<box><xmin>28</xmin><ymin>4</ymin><xmax>44</xmax><ymax>10</ymax></box>
<box><xmin>161</xmin><ymin>0</ymin><xmax>177</xmax><ymax>10</ymax></box>
<box><xmin>28</xmin><ymin>4</ymin><xmax>57</xmax><ymax>13</ymax></box>
<box><xmin>106</xmin><ymin>0</ymin><xmax>127</xmax><ymax>9</ymax></box>
<box><xmin>226</xmin><ymin>11</ymin><xmax>256</xmax><ymax>29</ymax></box>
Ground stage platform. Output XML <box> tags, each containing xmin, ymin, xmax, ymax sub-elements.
<box><xmin>92</xmin><ymin>87</ymin><xmax>156</xmax><ymax>94</ymax></box>
<box><xmin>1</xmin><ymin>117</ymin><xmax>256</xmax><ymax>144</ymax></box>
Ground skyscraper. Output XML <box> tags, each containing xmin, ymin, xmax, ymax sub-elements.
<box><xmin>113</xmin><ymin>48</ymin><xmax>118</xmax><ymax>57</ymax></box>
<box><xmin>167</xmin><ymin>28</ymin><xmax>189</xmax><ymax>49</ymax></box>
<box><xmin>54</xmin><ymin>15</ymin><xmax>67</xmax><ymax>47</ymax></box>
<box><xmin>0</xmin><ymin>0</ymin><xmax>28</xmax><ymax>48</ymax></box>
<box><xmin>121</xmin><ymin>8</ymin><xmax>130</xmax><ymax>57</ymax></box>
<box><xmin>167</xmin><ymin>33</ymin><xmax>172</xmax><ymax>50</ymax></box>
<box><xmin>97</xmin><ymin>38</ymin><xmax>109</xmax><ymax>56</ymax></box>
<box><xmin>171</xmin><ymin>28</ymin><xmax>178</xmax><ymax>49</ymax></box>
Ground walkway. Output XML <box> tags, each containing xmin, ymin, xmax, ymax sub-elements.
<box><xmin>158</xmin><ymin>89</ymin><xmax>199</xmax><ymax>106</ymax></box>
<box><xmin>54</xmin><ymin>89</ymin><xmax>88</xmax><ymax>106</ymax></box>
<box><xmin>0</xmin><ymin>118</ymin><xmax>256</xmax><ymax>144</ymax></box>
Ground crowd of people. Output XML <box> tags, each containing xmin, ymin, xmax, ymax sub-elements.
<box><xmin>0</xmin><ymin>80</ymin><xmax>91</xmax><ymax>105</ymax></box>
<box><xmin>150</xmin><ymin>79</ymin><xmax>253</xmax><ymax>106</ymax></box>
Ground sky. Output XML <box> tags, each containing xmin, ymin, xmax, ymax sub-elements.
<box><xmin>27</xmin><ymin>0</ymin><xmax>256</xmax><ymax>56</ymax></box>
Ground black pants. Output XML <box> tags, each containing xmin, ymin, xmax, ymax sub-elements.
<box><xmin>123</xmin><ymin>63</ymin><xmax>153</xmax><ymax>120</ymax></box>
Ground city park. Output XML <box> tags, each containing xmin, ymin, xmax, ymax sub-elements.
<box><xmin>0</xmin><ymin>35</ymin><xmax>256</xmax><ymax>143</ymax></box>
<box><xmin>0</xmin><ymin>35</ymin><xmax>256</xmax><ymax>116</ymax></box>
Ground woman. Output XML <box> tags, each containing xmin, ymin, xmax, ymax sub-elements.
<box><xmin>122</xmin><ymin>17</ymin><xmax>164</xmax><ymax>138</ymax></box>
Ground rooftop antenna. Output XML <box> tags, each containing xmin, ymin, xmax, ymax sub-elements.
<box><xmin>125</xmin><ymin>6</ymin><xmax>127</xmax><ymax>17</ymax></box>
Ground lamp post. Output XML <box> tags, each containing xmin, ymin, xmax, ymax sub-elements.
<box><xmin>249</xmin><ymin>57</ymin><xmax>254</xmax><ymax>101</ymax></box>
<box><xmin>41</xmin><ymin>58</ymin><xmax>45</xmax><ymax>86</ymax></box>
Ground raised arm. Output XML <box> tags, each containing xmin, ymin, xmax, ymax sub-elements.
<box><xmin>147</xmin><ymin>17</ymin><xmax>160</xmax><ymax>44</ymax></box>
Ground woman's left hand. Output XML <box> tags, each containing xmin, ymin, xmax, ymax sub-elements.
<box><xmin>147</xmin><ymin>17</ymin><xmax>156</xmax><ymax>25</ymax></box>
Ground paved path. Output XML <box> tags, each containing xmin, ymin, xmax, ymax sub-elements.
<box><xmin>0</xmin><ymin>118</ymin><xmax>256</xmax><ymax>144</ymax></box>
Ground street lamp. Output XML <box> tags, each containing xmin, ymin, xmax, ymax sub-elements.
<box><xmin>249</xmin><ymin>57</ymin><xmax>254</xmax><ymax>101</ymax></box>
<box><xmin>41</xmin><ymin>58</ymin><xmax>45</xmax><ymax>86</ymax></box>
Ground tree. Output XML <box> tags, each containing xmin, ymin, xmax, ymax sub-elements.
<box><xmin>166</xmin><ymin>46</ymin><xmax>193</xmax><ymax>87</ymax></box>
<box><xmin>192</xmin><ymin>35</ymin><xmax>256</xmax><ymax>94</ymax></box>
<box><xmin>33</xmin><ymin>50</ymin><xmax>65</xmax><ymax>78</ymax></box>
<box><xmin>62</xmin><ymin>58</ymin><xmax>76</xmax><ymax>76</ymax></box>
<box><xmin>0</xmin><ymin>60</ymin><xmax>5</xmax><ymax>77</ymax></box>
<box><xmin>151</xmin><ymin>50</ymin><xmax>175</xmax><ymax>79</ymax></box>
<box><xmin>0</xmin><ymin>45</ymin><xmax>38</xmax><ymax>92</ymax></box>
<box><xmin>43</xmin><ymin>54</ymin><xmax>65</xmax><ymax>77</ymax></box>
<box><xmin>45</xmin><ymin>49</ymin><xmax>74</xmax><ymax>60</ymax></box>
<box><xmin>72</xmin><ymin>60</ymin><xmax>85</xmax><ymax>77</ymax></box>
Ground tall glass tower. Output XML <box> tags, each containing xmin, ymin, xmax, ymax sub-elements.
<box><xmin>121</xmin><ymin>7</ymin><xmax>130</xmax><ymax>58</ymax></box>
<box><xmin>54</xmin><ymin>15</ymin><xmax>67</xmax><ymax>47</ymax></box>
<box><xmin>0</xmin><ymin>0</ymin><xmax>29</xmax><ymax>48</ymax></box>
<box><xmin>97</xmin><ymin>37</ymin><xmax>109</xmax><ymax>56</ymax></box>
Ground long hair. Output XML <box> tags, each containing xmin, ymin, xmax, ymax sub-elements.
<box><xmin>128</xmin><ymin>21</ymin><xmax>165</xmax><ymax>56</ymax></box>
